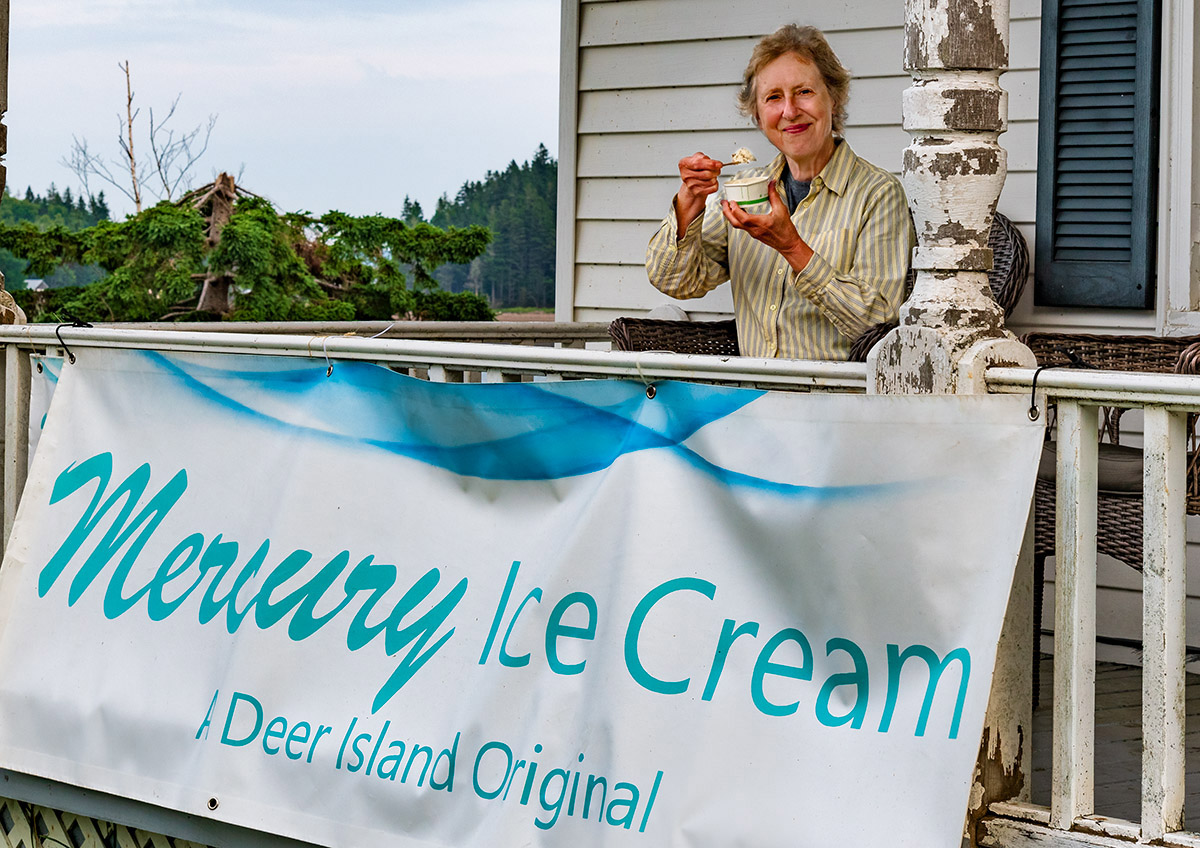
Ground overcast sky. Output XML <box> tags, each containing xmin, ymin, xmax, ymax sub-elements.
<box><xmin>7</xmin><ymin>0</ymin><xmax>562</xmax><ymax>219</ymax></box>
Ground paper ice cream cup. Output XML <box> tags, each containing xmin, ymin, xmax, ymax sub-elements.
<box><xmin>724</xmin><ymin>175</ymin><xmax>770</xmax><ymax>215</ymax></box>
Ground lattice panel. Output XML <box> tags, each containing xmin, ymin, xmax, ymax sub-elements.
<box><xmin>0</xmin><ymin>797</ymin><xmax>210</xmax><ymax>848</ymax></box>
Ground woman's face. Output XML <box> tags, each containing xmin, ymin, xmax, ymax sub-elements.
<box><xmin>755</xmin><ymin>52</ymin><xmax>836</xmax><ymax>177</ymax></box>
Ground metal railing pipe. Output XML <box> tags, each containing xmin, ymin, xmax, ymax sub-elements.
<box><xmin>0</xmin><ymin>327</ymin><xmax>870</xmax><ymax>391</ymax></box>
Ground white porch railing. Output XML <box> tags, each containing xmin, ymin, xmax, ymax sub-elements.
<box><xmin>984</xmin><ymin>365</ymin><xmax>1200</xmax><ymax>847</ymax></box>
<box><xmin>0</xmin><ymin>323</ymin><xmax>1197</xmax><ymax>848</ymax></box>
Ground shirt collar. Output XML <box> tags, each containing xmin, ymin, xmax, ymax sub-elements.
<box><xmin>769</xmin><ymin>138</ymin><xmax>857</xmax><ymax>198</ymax></box>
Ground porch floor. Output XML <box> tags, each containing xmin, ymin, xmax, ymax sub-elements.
<box><xmin>1030</xmin><ymin>655</ymin><xmax>1200</xmax><ymax>828</ymax></box>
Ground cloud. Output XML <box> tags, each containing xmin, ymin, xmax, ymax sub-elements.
<box><xmin>7</xmin><ymin>0</ymin><xmax>561</xmax><ymax>218</ymax></box>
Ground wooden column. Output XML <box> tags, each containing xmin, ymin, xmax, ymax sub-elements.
<box><xmin>0</xmin><ymin>0</ymin><xmax>7</xmax><ymax>205</ymax></box>
<box><xmin>875</xmin><ymin>0</ymin><xmax>1039</xmax><ymax>841</ymax></box>
<box><xmin>869</xmin><ymin>0</ymin><xmax>1034</xmax><ymax>395</ymax></box>
<box><xmin>0</xmin><ymin>0</ymin><xmax>20</xmax><ymax>326</ymax></box>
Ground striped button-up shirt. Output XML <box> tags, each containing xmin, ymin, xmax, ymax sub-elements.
<box><xmin>645</xmin><ymin>140</ymin><xmax>914</xmax><ymax>361</ymax></box>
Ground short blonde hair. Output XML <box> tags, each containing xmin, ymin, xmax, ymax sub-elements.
<box><xmin>736</xmin><ymin>25</ymin><xmax>851</xmax><ymax>136</ymax></box>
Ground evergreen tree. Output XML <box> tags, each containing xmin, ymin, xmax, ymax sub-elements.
<box><xmin>0</xmin><ymin>185</ymin><xmax>111</xmax><ymax>289</ymax></box>
<box><xmin>401</xmin><ymin>196</ymin><xmax>425</xmax><ymax>225</ymax></box>
<box><xmin>432</xmin><ymin>144</ymin><xmax>557</xmax><ymax>308</ymax></box>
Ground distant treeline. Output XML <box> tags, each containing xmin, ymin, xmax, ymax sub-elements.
<box><xmin>423</xmin><ymin>144</ymin><xmax>557</xmax><ymax>309</ymax></box>
<box><xmin>0</xmin><ymin>147</ymin><xmax>557</xmax><ymax>311</ymax></box>
<box><xmin>0</xmin><ymin>185</ymin><xmax>110</xmax><ymax>289</ymax></box>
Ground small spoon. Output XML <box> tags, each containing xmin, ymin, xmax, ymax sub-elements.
<box><xmin>721</xmin><ymin>149</ymin><xmax>757</xmax><ymax>170</ymax></box>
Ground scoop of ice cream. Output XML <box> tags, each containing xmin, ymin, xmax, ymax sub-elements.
<box><xmin>730</xmin><ymin>147</ymin><xmax>756</xmax><ymax>165</ymax></box>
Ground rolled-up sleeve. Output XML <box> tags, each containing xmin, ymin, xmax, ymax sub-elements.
<box><xmin>645</xmin><ymin>196</ymin><xmax>732</xmax><ymax>300</ymax></box>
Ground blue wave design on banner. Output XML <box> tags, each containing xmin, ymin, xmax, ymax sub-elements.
<box><xmin>37</xmin><ymin>357</ymin><xmax>63</xmax><ymax>386</ymax></box>
<box><xmin>139</xmin><ymin>351</ymin><xmax>907</xmax><ymax>499</ymax></box>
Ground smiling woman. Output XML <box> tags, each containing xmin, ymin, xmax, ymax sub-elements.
<box><xmin>644</xmin><ymin>24</ymin><xmax>914</xmax><ymax>362</ymax></box>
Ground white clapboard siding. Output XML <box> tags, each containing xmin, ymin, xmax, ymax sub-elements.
<box><xmin>1006</xmin><ymin>302</ymin><xmax>1157</xmax><ymax>334</ymax></box>
<box><xmin>578</xmin><ymin>71</ymin><xmax>1040</xmax><ymax>135</ymax></box>
<box><xmin>579</xmin><ymin>2</ymin><xmax>905</xmax><ymax>46</ymax></box>
<box><xmin>576</xmin><ymin>264</ymin><xmax>734</xmax><ymax>313</ymax></box>
<box><xmin>576</xmin><ymin>219</ymin><xmax>660</xmax><ymax>265</ymax></box>
<box><xmin>999</xmin><ymin>171</ymin><xmax>1035</xmax><ymax>220</ymax></box>
<box><xmin>576</xmin><ymin>122</ymin><xmax>1037</xmax><ymax>182</ymax></box>
<box><xmin>576</xmin><ymin>177</ymin><xmax>679</xmax><ymax>220</ymax></box>
<box><xmin>577</xmin><ymin>0</ymin><xmax>1041</xmax><ymax>46</ymax></box>
<box><xmin>580</xmin><ymin>31</ymin><xmax>903</xmax><ymax>91</ymax></box>
<box><xmin>581</xmin><ymin>174</ymin><xmax>1029</xmax><ymax>225</ymax></box>
<box><xmin>576</xmin><ymin>166</ymin><xmax>1032</xmax><ymax>225</ymax></box>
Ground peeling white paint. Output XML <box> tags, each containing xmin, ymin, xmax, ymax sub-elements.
<box><xmin>875</xmin><ymin>0</ymin><xmax>1027</xmax><ymax>400</ymax></box>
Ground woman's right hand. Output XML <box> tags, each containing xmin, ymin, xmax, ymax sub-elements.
<box><xmin>674</xmin><ymin>152</ymin><xmax>723</xmax><ymax>232</ymax></box>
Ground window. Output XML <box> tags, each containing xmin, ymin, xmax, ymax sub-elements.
<box><xmin>1035</xmin><ymin>0</ymin><xmax>1161</xmax><ymax>308</ymax></box>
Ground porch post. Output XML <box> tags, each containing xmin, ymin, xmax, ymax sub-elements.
<box><xmin>868</xmin><ymin>0</ymin><xmax>1034</xmax><ymax>395</ymax></box>
<box><xmin>0</xmin><ymin>0</ymin><xmax>7</xmax><ymax>204</ymax></box>
<box><xmin>872</xmin><ymin>0</ymin><xmax>1037</xmax><ymax>840</ymax></box>
<box><xmin>0</xmin><ymin>0</ymin><xmax>20</xmax><ymax>326</ymax></box>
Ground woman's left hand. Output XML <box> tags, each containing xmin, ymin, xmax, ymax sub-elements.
<box><xmin>720</xmin><ymin>180</ymin><xmax>814</xmax><ymax>272</ymax></box>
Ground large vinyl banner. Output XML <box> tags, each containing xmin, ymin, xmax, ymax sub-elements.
<box><xmin>0</xmin><ymin>348</ymin><xmax>1043</xmax><ymax>848</ymax></box>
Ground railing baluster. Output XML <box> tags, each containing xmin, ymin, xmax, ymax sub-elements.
<box><xmin>427</xmin><ymin>365</ymin><xmax>464</xmax><ymax>383</ymax></box>
<box><xmin>2</xmin><ymin>344</ymin><xmax>29</xmax><ymax>552</ymax></box>
<box><xmin>0</xmin><ymin>342</ymin><xmax>6</xmax><ymax>553</ymax></box>
<box><xmin>1140</xmin><ymin>406</ymin><xmax>1187</xmax><ymax>839</ymax></box>
<box><xmin>482</xmin><ymin>369</ymin><xmax>523</xmax><ymax>383</ymax></box>
<box><xmin>1052</xmin><ymin>399</ymin><xmax>1098</xmax><ymax>828</ymax></box>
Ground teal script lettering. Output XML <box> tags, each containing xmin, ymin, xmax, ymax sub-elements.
<box><xmin>39</xmin><ymin>453</ymin><xmax>468</xmax><ymax>713</ymax></box>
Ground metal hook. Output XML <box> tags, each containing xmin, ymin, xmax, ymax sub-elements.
<box><xmin>1028</xmin><ymin>365</ymin><xmax>1048</xmax><ymax>421</ymax></box>
<box><xmin>55</xmin><ymin>324</ymin><xmax>74</xmax><ymax>364</ymax></box>
<box><xmin>1063</xmin><ymin>347</ymin><xmax>1097</xmax><ymax>370</ymax></box>
<box><xmin>55</xmin><ymin>315</ymin><xmax>93</xmax><ymax>365</ymax></box>
<box><xmin>1029</xmin><ymin>348</ymin><xmax>1094</xmax><ymax>420</ymax></box>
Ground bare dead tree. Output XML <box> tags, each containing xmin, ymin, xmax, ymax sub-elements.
<box><xmin>191</xmin><ymin>172</ymin><xmax>238</xmax><ymax>315</ymax></box>
<box><xmin>61</xmin><ymin>60</ymin><xmax>218</xmax><ymax>213</ymax></box>
<box><xmin>149</xmin><ymin>96</ymin><xmax>217</xmax><ymax>202</ymax></box>
<box><xmin>119</xmin><ymin>60</ymin><xmax>141</xmax><ymax>211</ymax></box>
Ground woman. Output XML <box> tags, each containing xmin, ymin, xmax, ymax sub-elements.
<box><xmin>645</xmin><ymin>25</ymin><xmax>914</xmax><ymax>361</ymax></box>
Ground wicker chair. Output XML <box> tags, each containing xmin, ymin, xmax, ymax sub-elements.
<box><xmin>607</xmin><ymin>316</ymin><xmax>739</xmax><ymax>357</ymax></box>
<box><xmin>610</xmin><ymin>212</ymin><xmax>1029</xmax><ymax>361</ymax></box>
<box><xmin>1024</xmin><ymin>331</ymin><xmax>1200</xmax><ymax>572</ymax></box>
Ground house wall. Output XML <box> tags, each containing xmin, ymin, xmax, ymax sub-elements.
<box><xmin>556</xmin><ymin>0</ymin><xmax>1158</xmax><ymax>333</ymax></box>
<box><xmin>556</xmin><ymin>0</ymin><xmax>1200</xmax><ymax>659</ymax></box>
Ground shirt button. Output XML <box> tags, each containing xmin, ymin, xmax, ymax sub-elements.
<box><xmin>769</xmin><ymin>304</ymin><xmax>777</xmax><ymax>311</ymax></box>
<box><xmin>776</xmin><ymin>269</ymin><xmax>784</xmax><ymax>275</ymax></box>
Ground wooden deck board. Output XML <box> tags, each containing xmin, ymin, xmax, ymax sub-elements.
<box><xmin>1031</xmin><ymin>655</ymin><xmax>1200</xmax><ymax>828</ymax></box>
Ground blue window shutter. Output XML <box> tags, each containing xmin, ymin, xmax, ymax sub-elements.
<box><xmin>1035</xmin><ymin>0</ymin><xmax>1160</xmax><ymax>308</ymax></box>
